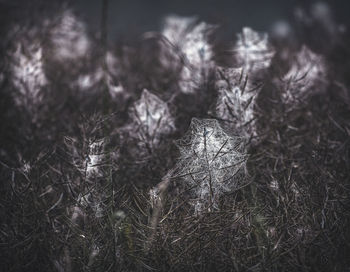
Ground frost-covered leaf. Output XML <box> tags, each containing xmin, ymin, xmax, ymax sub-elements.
<box><xmin>129</xmin><ymin>89</ymin><xmax>175</xmax><ymax>147</ymax></box>
<box><xmin>10</xmin><ymin>42</ymin><xmax>47</xmax><ymax>107</ymax></box>
<box><xmin>63</xmin><ymin>114</ymin><xmax>118</xmax><ymax>179</ymax></box>
<box><xmin>162</xmin><ymin>15</ymin><xmax>215</xmax><ymax>94</ymax></box>
<box><xmin>279</xmin><ymin>46</ymin><xmax>327</xmax><ymax>106</ymax></box>
<box><xmin>50</xmin><ymin>10</ymin><xmax>90</xmax><ymax>61</ymax></box>
<box><xmin>173</xmin><ymin>118</ymin><xmax>248</xmax><ymax>213</ymax></box>
<box><xmin>63</xmin><ymin>115</ymin><xmax>118</xmax><ymax>222</ymax></box>
<box><xmin>85</xmin><ymin>138</ymin><xmax>107</xmax><ymax>177</ymax></box>
<box><xmin>65</xmin><ymin>136</ymin><xmax>111</xmax><ymax>178</ymax></box>
<box><xmin>234</xmin><ymin>27</ymin><xmax>275</xmax><ymax>74</ymax></box>
<box><xmin>162</xmin><ymin>15</ymin><xmax>197</xmax><ymax>45</ymax></box>
<box><xmin>70</xmin><ymin>50</ymin><xmax>124</xmax><ymax>97</ymax></box>
<box><xmin>73</xmin><ymin>67</ymin><xmax>104</xmax><ymax>91</ymax></box>
<box><xmin>215</xmin><ymin>67</ymin><xmax>262</xmax><ymax>137</ymax></box>
<box><xmin>181</xmin><ymin>22</ymin><xmax>214</xmax><ymax>66</ymax></box>
<box><xmin>213</xmin><ymin>28</ymin><xmax>274</xmax><ymax>137</ymax></box>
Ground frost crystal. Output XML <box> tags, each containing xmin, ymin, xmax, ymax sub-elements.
<box><xmin>50</xmin><ymin>10</ymin><xmax>90</xmax><ymax>61</ymax></box>
<box><xmin>11</xmin><ymin>43</ymin><xmax>47</xmax><ymax>107</ymax></box>
<box><xmin>215</xmin><ymin>67</ymin><xmax>262</xmax><ymax>137</ymax></box>
<box><xmin>162</xmin><ymin>16</ymin><xmax>215</xmax><ymax>93</ymax></box>
<box><xmin>129</xmin><ymin>89</ymin><xmax>175</xmax><ymax>147</ymax></box>
<box><xmin>234</xmin><ymin>27</ymin><xmax>275</xmax><ymax>74</ymax></box>
<box><xmin>280</xmin><ymin>46</ymin><xmax>327</xmax><ymax>106</ymax></box>
<box><xmin>173</xmin><ymin>118</ymin><xmax>248</xmax><ymax>213</ymax></box>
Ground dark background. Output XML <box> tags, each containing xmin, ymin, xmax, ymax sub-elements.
<box><xmin>1</xmin><ymin>0</ymin><xmax>349</xmax><ymax>40</ymax></box>
<box><xmin>72</xmin><ymin>0</ymin><xmax>349</xmax><ymax>39</ymax></box>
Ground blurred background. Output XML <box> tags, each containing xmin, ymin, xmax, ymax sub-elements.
<box><xmin>75</xmin><ymin>0</ymin><xmax>350</xmax><ymax>38</ymax></box>
<box><xmin>1</xmin><ymin>0</ymin><xmax>349</xmax><ymax>40</ymax></box>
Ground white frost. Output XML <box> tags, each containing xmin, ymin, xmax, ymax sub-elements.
<box><xmin>173</xmin><ymin>118</ymin><xmax>248</xmax><ymax>213</ymax></box>
<box><xmin>280</xmin><ymin>46</ymin><xmax>327</xmax><ymax>106</ymax></box>
<box><xmin>215</xmin><ymin>67</ymin><xmax>262</xmax><ymax>137</ymax></box>
<box><xmin>11</xmin><ymin>43</ymin><xmax>47</xmax><ymax>106</ymax></box>
<box><xmin>234</xmin><ymin>27</ymin><xmax>275</xmax><ymax>74</ymax></box>
<box><xmin>162</xmin><ymin>15</ymin><xmax>215</xmax><ymax>94</ymax></box>
<box><xmin>50</xmin><ymin>10</ymin><xmax>90</xmax><ymax>61</ymax></box>
<box><xmin>129</xmin><ymin>89</ymin><xmax>175</xmax><ymax>147</ymax></box>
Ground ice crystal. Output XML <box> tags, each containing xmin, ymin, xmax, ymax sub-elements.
<box><xmin>234</xmin><ymin>27</ymin><xmax>275</xmax><ymax>74</ymax></box>
<box><xmin>173</xmin><ymin>118</ymin><xmax>248</xmax><ymax>213</ymax></box>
